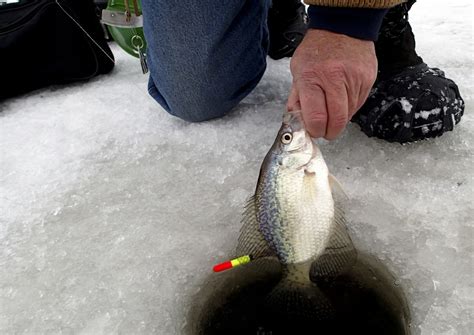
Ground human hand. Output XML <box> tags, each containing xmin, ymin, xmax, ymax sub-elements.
<box><xmin>287</xmin><ymin>29</ymin><xmax>378</xmax><ymax>139</ymax></box>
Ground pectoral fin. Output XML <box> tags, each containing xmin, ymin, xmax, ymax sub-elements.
<box><xmin>304</xmin><ymin>158</ymin><xmax>317</xmax><ymax>175</ymax></box>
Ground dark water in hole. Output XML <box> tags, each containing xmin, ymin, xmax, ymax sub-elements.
<box><xmin>187</xmin><ymin>253</ymin><xmax>411</xmax><ymax>335</ymax></box>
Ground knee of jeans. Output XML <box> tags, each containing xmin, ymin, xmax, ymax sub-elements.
<box><xmin>167</xmin><ymin>93</ymin><xmax>236</xmax><ymax>123</ymax></box>
<box><xmin>148</xmin><ymin>77</ymin><xmax>241</xmax><ymax>123</ymax></box>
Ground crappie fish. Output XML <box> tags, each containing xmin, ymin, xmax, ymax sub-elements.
<box><xmin>196</xmin><ymin>111</ymin><xmax>411</xmax><ymax>334</ymax></box>
<box><xmin>235</xmin><ymin>110</ymin><xmax>356</xmax><ymax>313</ymax></box>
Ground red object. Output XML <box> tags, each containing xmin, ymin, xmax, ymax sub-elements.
<box><xmin>213</xmin><ymin>261</ymin><xmax>233</xmax><ymax>272</ymax></box>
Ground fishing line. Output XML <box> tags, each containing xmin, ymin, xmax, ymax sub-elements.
<box><xmin>55</xmin><ymin>0</ymin><xmax>116</xmax><ymax>65</ymax></box>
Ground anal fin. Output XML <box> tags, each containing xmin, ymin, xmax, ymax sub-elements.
<box><xmin>310</xmin><ymin>203</ymin><xmax>357</xmax><ymax>281</ymax></box>
<box><xmin>329</xmin><ymin>173</ymin><xmax>348</xmax><ymax>199</ymax></box>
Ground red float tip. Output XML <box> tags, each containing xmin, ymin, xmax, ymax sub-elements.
<box><xmin>212</xmin><ymin>255</ymin><xmax>252</xmax><ymax>273</ymax></box>
<box><xmin>213</xmin><ymin>261</ymin><xmax>233</xmax><ymax>272</ymax></box>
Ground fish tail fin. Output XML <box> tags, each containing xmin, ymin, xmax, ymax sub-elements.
<box><xmin>264</xmin><ymin>263</ymin><xmax>334</xmax><ymax>322</ymax></box>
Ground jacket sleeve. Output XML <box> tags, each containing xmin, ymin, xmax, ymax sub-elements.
<box><xmin>304</xmin><ymin>0</ymin><xmax>407</xmax><ymax>41</ymax></box>
<box><xmin>304</xmin><ymin>0</ymin><xmax>406</xmax><ymax>8</ymax></box>
<box><xmin>307</xmin><ymin>6</ymin><xmax>389</xmax><ymax>41</ymax></box>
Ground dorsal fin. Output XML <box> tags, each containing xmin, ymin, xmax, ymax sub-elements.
<box><xmin>234</xmin><ymin>196</ymin><xmax>275</xmax><ymax>259</ymax></box>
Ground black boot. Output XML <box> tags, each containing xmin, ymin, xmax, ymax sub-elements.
<box><xmin>267</xmin><ymin>0</ymin><xmax>308</xmax><ymax>60</ymax></box>
<box><xmin>352</xmin><ymin>0</ymin><xmax>464</xmax><ymax>143</ymax></box>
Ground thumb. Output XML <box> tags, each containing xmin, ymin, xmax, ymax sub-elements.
<box><xmin>287</xmin><ymin>85</ymin><xmax>301</xmax><ymax>112</ymax></box>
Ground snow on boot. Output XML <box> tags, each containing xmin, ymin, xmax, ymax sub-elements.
<box><xmin>267</xmin><ymin>0</ymin><xmax>308</xmax><ymax>60</ymax></box>
<box><xmin>352</xmin><ymin>0</ymin><xmax>465</xmax><ymax>143</ymax></box>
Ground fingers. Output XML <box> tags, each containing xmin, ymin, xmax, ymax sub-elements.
<box><xmin>355</xmin><ymin>62</ymin><xmax>377</xmax><ymax>113</ymax></box>
<box><xmin>291</xmin><ymin>77</ymin><xmax>349</xmax><ymax>140</ymax></box>
<box><xmin>297</xmin><ymin>81</ymin><xmax>328</xmax><ymax>138</ymax></box>
<box><xmin>344</xmin><ymin>74</ymin><xmax>360</xmax><ymax>118</ymax></box>
<box><xmin>287</xmin><ymin>85</ymin><xmax>301</xmax><ymax>111</ymax></box>
<box><xmin>355</xmin><ymin>81</ymin><xmax>373</xmax><ymax>112</ymax></box>
<box><xmin>325</xmin><ymin>83</ymin><xmax>349</xmax><ymax>140</ymax></box>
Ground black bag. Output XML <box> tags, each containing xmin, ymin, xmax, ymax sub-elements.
<box><xmin>0</xmin><ymin>0</ymin><xmax>114</xmax><ymax>100</ymax></box>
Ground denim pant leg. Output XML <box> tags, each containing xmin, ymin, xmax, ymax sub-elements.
<box><xmin>141</xmin><ymin>0</ymin><xmax>271</xmax><ymax>122</ymax></box>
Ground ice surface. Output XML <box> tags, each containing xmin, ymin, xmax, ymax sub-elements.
<box><xmin>0</xmin><ymin>0</ymin><xmax>473</xmax><ymax>334</ymax></box>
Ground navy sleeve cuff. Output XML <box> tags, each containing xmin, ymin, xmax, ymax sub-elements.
<box><xmin>307</xmin><ymin>6</ymin><xmax>389</xmax><ymax>41</ymax></box>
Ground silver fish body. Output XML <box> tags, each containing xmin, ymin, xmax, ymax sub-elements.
<box><xmin>235</xmin><ymin>110</ymin><xmax>355</xmax><ymax>289</ymax></box>
<box><xmin>255</xmin><ymin>112</ymin><xmax>335</xmax><ymax>266</ymax></box>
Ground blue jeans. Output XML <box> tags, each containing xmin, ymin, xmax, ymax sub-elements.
<box><xmin>141</xmin><ymin>0</ymin><xmax>271</xmax><ymax>122</ymax></box>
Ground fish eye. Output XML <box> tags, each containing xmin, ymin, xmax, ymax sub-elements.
<box><xmin>281</xmin><ymin>132</ymin><xmax>293</xmax><ymax>144</ymax></box>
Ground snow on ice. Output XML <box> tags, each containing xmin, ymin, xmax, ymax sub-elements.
<box><xmin>0</xmin><ymin>0</ymin><xmax>472</xmax><ymax>334</ymax></box>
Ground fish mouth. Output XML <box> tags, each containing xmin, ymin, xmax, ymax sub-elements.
<box><xmin>282</xmin><ymin>110</ymin><xmax>304</xmax><ymax>129</ymax></box>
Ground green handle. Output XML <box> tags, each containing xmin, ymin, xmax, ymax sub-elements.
<box><xmin>105</xmin><ymin>0</ymin><xmax>147</xmax><ymax>58</ymax></box>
